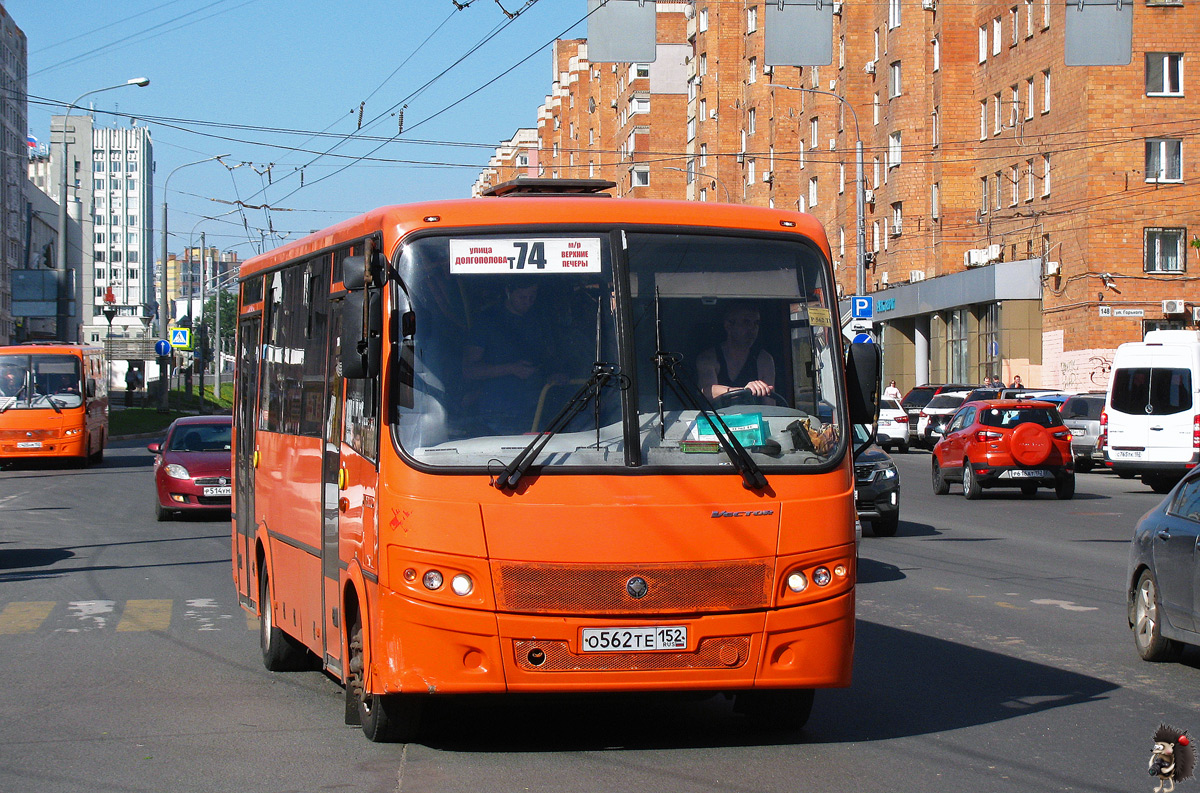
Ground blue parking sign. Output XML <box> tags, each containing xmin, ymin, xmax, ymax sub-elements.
<box><xmin>851</xmin><ymin>296</ymin><xmax>873</xmax><ymax>319</ymax></box>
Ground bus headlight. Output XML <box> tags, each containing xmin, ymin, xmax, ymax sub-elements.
<box><xmin>422</xmin><ymin>570</ymin><xmax>444</xmax><ymax>591</ymax></box>
<box><xmin>164</xmin><ymin>463</ymin><xmax>190</xmax><ymax>479</ymax></box>
<box><xmin>787</xmin><ymin>572</ymin><xmax>808</xmax><ymax>592</ymax></box>
<box><xmin>451</xmin><ymin>574</ymin><xmax>473</xmax><ymax>596</ymax></box>
<box><xmin>64</xmin><ymin>428</ymin><xmax>82</xmax><ymax>436</ymax></box>
<box><xmin>813</xmin><ymin>566</ymin><xmax>832</xmax><ymax>587</ymax></box>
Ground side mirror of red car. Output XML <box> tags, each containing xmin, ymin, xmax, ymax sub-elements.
<box><xmin>147</xmin><ymin>442</ymin><xmax>161</xmax><ymax>454</ymax></box>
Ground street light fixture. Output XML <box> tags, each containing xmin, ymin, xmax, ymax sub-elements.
<box><xmin>767</xmin><ymin>83</ymin><xmax>866</xmax><ymax>297</ymax></box>
<box><xmin>54</xmin><ymin>78</ymin><xmax>150</xmax><ymax>343</ymax></box>
<box><xmin>158</xmin><ymin>153</ymin><xmax>229</xmax><ymax>411</ymax></box>
<box><xmin>664</xmin><ymin>166</ymin><xmax>732</xmax><ymax>202</ymax></box>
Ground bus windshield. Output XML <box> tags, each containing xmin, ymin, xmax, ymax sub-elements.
<box><xmin>393</xmin><ymin>230</ymin><xmax>842</xmax><ymax>470</ymax></box>
<box><xmin>0</xmin><ymin>353</ymin><xmax>84</xmax><ymax>411</ymax></box>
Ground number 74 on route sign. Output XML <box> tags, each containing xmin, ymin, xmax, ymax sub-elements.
<box><xmin>169</xmin><ymin>327</ymin><xmax>192</xmax><ymax>350</ymax></box>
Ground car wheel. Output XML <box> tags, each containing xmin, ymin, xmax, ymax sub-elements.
<box><xmin>1117</xmin><ymin>470</ymin><xmax>1136</xmax><ymax>479</ymax></box>
<box><xmin>347</xmin><ymin>617</ymin><xmax>422</xmax><ymax>742</ymax></box>
<box><xmin>962</xmin><ymin>461</ymin><xmax>982</xmax><ymax>500</ymax></box>
<box><xmin>931</xmin><ymin>459</ymin><xmax>949</xmax><ymax>495</ymax></box>
<box><xmin>896</xmin><ymin>441</ymin><xmax>908</xmax><ymax>454</ymax></box>
<box><xmin>1055</xmin><ymin>473</ymin><xmax>1076</xmax><ymax>500</ymax></box>
<box><xmin>259</xmin><ymin>566</ymin><xmax>310</xmax><ymax>672</ymax></box>
<box><xmin>1144</xmin><ymin>474</ymin><xmax>1176</xmax><ymax>495</ymax></box>
<box><xmin>1020</xmin><ymin>482</ymin><xmax>1038</xmax><ymax>497</ymax></box>
<box><xmin>154</xmin><ymin>500</ymin><xmax>171</xmax><ymax>522</ymax></box>
<box><xmin>872</xmin><ymin>514</ymin><xmax>899</xmax><ymax>537</ymax></box>
<box><xmin>1132</xmin><ymin>570</ymin><xmax>1184</xmax><ymax>662</ymax></box>
<box><xmin>734</xmin><ymin>688</ymin><xmax>814</xmax><ymax>732</ymax></box>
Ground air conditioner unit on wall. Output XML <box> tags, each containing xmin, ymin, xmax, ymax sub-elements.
<box><xmin>881</xmin><ymin>272</ymin><xmax>889</xmax><ymax>285</ymax></box>
<box><xmin>909</xmin><ymin>270</ymin><xmax>926</xmax><ymax>283</ymax></box>
<box><xmin>1193</xmin><ymin>306</ymin><xmax>1200</xmax><ymax>322</ymax></box>
<box><xmin>762</xmin><ymin>171</ymin><xmax>773</xmax><ymax>183</ymax></box>
<box><xmin>864</xmin><ymin>189</ymin><xmax>875</xmax><ymax>203</ymax></box>
<box><xmin>763</xmin><ymin>64</ymin><xmax>773</xmax><ymax>75</ymax></box>
<box><xmin>1044</xmin><ymin>260</ymin><xmax>1060</xmax><ymax>275</ymax></box>
<box><xmin>922</xmin><ymin>0</ymin><xmax>936</xmax><ymax>10</ymax></box>
<box><xmin>864</xmin><ymin>60</ymin><xmax>877</xmax><ymax>75</ymax></box>
<box><xmin>1163</xmin><ymin>299</ymin><xmax>1187</xmax><ymax>315</ymax></box>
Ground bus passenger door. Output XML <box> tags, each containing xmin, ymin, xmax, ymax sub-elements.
<box><xmin>234</xmin><ymin>316</ymin><xmax>261</xmax><ymax>604</ymax></box>
<box><xmin>322</xmin><ymin>300</ymin><xmax>344</xmax><ymax>672</ymax></box>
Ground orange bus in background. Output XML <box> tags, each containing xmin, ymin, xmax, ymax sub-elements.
<box><xmin>0</xmin><ymin>342</ymin><xmax>108</xmax><ymax>466</ymax></box>
<box><xmin>233</xmin><ymin>179</ymin><xmax>879</xmax><ymax>742</ymax></box>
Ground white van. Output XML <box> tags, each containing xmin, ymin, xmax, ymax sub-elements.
<box><xmin>1103</xmin><ymin>330</ymin><xmax>1200</xmax><ymax>493</ymax></box>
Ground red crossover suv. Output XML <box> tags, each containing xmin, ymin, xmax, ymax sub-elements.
<box><xmin>931</xmin><ymin>400</ymin><xmax>1075</xmax><ymax>500</ymax></box>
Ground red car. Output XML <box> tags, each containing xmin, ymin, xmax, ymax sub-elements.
<box><xmin>148</xmin><ymin>415</ymin><xmax>233</xmax><ymax>521</ymax></box>
<box><xmin>931</xmin><ymin>400</ymin><xmax>1075</xmax><ymax>500</ymax></box>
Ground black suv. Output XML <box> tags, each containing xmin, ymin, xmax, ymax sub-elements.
<box><xmin>900</xmin><ymin>384</ymin><xmax>981</xmax><ymax>442</ymax></box>
<box><xmin>854</xmin><ymin>425</ymin><xmax>900</xmax><ymax>536</ymax></box>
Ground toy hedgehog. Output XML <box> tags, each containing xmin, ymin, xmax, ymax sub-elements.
<box><xmin>1149</xmin><ymin>724</ymin><xmax>1195</xmax><ymax>793</ymax></box>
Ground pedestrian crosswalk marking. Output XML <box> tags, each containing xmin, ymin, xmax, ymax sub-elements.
<box><xmin>116</xmin><ymin>599</ymin><xmax>173</xmax><ymax>632</ymax></box>
<box><xmin>0</xmin><ymin>601</ymin><xmax>54</xmax><ymax>634</ymax></box>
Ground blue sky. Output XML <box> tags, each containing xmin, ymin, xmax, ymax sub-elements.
<box><xmin>11</xmin><ymin>0</ymin><xmax>589</xmax><ymax>260</ymax></box>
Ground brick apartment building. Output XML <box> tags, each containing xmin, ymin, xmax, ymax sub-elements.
<box><xmin>477</xmin><ymin>1</ymin><xmax>1200</xmax><ymax>391</ymax></box>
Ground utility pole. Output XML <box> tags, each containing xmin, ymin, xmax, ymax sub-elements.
<box><xmin>198</xmin><ymin>231</ymin><xmax>206</xmax><ymax>413</ymax></box>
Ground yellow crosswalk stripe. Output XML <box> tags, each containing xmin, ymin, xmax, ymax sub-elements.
<box><xmin>116</xmin><ymin>599</ymin><xmax>173</xmax><ymax>632</ymax></box>
<box><xmin>0</xmin><ymin>601</ymin><xmax>55</xmax><ymax>634</ymax></box>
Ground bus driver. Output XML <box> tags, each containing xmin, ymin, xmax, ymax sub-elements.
<box><xmin>696</xmin><ymin>303</ymin><xmax>776</xmax><ymax>403</ymax></box>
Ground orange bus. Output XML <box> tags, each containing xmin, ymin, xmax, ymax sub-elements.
<box><xmin>232</xmin><ymin>179</ymin><xmax>879</xmax><ymax>742</ymax></box>
<box><xmin>0</xmin><ymin>342</ymin><xmax>108</xmax><ymax>466</ymax></box>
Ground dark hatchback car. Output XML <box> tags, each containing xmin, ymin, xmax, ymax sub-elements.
<box><xmin>853</xmin><ymin>425</ymin><xmax>900</xmax><ymax>536</ymax></box>
<box><xmin>148</xmin><ymin>415</ymin><xmax>233</xmax><ymax>521</ymax></box>
<box><xmin>1127</xmin><ymin>467</ymin><xmax>1200</xmax><ymax>662</ymax></box>
<box><xmin>900</xmin><ymin>383</ymin><xmax>981</xmax><ymax>441</ymax></box>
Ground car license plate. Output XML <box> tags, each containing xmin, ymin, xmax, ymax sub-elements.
<box><xmin>1005</xmin><ymin>469</ymin><xmax>1049</xmax><ymax>478</ymax></box>
<box><xmin>203</xmin><ymin>486</ymin><xmax>232</xmax><ymax>497</ymax></box>
<box><xmin>1111</xmin><ymin>449</ymin><xmax>1143</xmax><ymax>459</ymax></box>
<box><xmin>580</xmin><ymin>626</ymin><xmax>687</xmax><ymax>652</ymax></box>
<box><xmin>16</xmin><ymin>441</ymin><xmax>42</xmax><ymax>449</ymax></box>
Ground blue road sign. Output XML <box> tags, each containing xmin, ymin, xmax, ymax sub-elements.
<box><xmin>154</xmin><ymin>339</ymin><xmax>171</xmax><ymax>357</ymax></box>
<box><xmin>169</xmin><ymin>328</ymin><xmax>192</xmax><ymax>349</ymax></box>
<box><xmin>852</xmin><ymin>333</ymin><xmax>874</xmax><ymax>344</ymax></box>
<box><xmin>851</xmin><ymin>296</ymin><xmax>873</xmax><ymax>319</ymax></box>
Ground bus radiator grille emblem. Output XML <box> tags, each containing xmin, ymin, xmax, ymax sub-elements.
<box><xmin>626</xmin><ymin>576</ymin><xmax>649</xmax><ymax>599</ymax></box>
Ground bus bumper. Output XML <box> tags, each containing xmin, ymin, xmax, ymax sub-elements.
<box><xmin>372</xmin><ymin>587</ymin><xmax>853</xmax><ymax>695</ymax></box>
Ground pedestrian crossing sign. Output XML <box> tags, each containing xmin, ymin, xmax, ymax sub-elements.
<box><xmin>169</xmin><ymin>328</ymin><xmax>192</xmax><ymax>350</ymax></box>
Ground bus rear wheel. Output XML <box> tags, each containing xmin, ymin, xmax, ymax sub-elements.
<box><xmin>734</xmin><ymin>688</ymin><xmax>814</xmax><ymax>732</ymax></box>
<box><xmin>346</xmin><ymin>619</ymin><xmax>422</xmax><ymax>743</ymax></box>
<box><xmin>258</xmin><ymin>566</ymin><xmax>309</xmax><ymax>671</ymax></box>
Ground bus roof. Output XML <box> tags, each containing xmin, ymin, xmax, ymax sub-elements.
<box><xmin>0</xmin><ymin>343</ymin><xmax>103</xmax><ymax>356</ymax></box>
<box><xmin>238</xmin><ymin>197</ymin><xmax>831</xmax><ymax>281</ymax></box>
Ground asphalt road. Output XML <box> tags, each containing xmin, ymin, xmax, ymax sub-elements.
<box><xmin>1</xmin><ymin>440</ymin><xmax>1197</xmax><ymax>793</ymax></box>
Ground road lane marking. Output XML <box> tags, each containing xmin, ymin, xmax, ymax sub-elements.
<box><xmin>117</xmin><ymin>600</ymin><xmax>173</xmax><ymax>632</ymax></box>
<box><xmin>57</xmin><ymin>600</ymin><xmax>115</xmax><ymax>632</ymax></box>
<box><xmin>1030</xmin><ymin>598</ymin><xmax>1098</xmax><ymax>612</ymax></box>
<box><xmin>184</xmin><ymin>598</ymin><xmax>234</xmax><ymax>631</ymax></box>
<box><xmin>995</xmin><ymin>601</ymin><xmax>1026</xmax><ymax>610</ymax></box>
<box><xmin>0</xmin><ymin>601</ymin><xmax>55</xmax><ymax>634</ymax></box>
<box><xmin>246</xmin><ymin>613</ymin><xmax>259</xmax><ymax>631</ymax></box>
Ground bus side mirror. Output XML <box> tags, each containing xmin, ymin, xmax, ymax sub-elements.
<box><xmin>342</xmin><ymin>290</ymin><xmax>382</xmax><ymax>379</ymax></box>
<box><xmin>845</xmin><ymin>342</ymin><xmax>881</xmax><ymax>425</ymax></box>
<box><xmin>343</xmin><ymin>252</ymin><xmax>383</xmax><ymax>291</ymax></box>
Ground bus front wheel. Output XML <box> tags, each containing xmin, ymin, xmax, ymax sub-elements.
<box><xmin>733</xmin><ymin>688</ymin><xmax>814</xmax><ymax>732</ymax></box>
<box><xmin>346</xmin><ymin>619</ymin><xmax>422</xmax><ymax>743</ymax></box>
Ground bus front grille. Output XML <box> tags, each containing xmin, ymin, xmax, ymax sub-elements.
<box><xmin>512</xmin><ymin>637</ymin><xmax>751</xmax><ymax>671</ymax></box>
<box><xmin>492</xmin><ymin>561</ymin><xmax>772</xmax><ymax>614</ymax></box>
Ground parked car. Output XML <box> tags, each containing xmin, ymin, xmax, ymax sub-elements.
<box><xmin>931</xmin><ymin>399</ymin><xmax>1075</xmax><ymax>499</ymax></box>
<box><xmin>854</xmin><ymin>424</ymin><xmax>900</xmax><ymax>536</ymax></box>
<box><xmin>916</xmin><ymin>392</ymin><xmax>970</xmax><ymax>449</ymax></box>
<box><xmin>1127</xmin><ymin>466</ymin><xmax>1200</xmax><ymax>661</ymax></box>
<box><xmin>148</xmin><ymin>415</ymin><xmax>233</xmax><ymax>521</ymax></box>
<box><xmin>899</xmin><ymin>384</ymin><xmax>980</xmax><ymax>442</ymax></box>
<box><xmin>1104</xmin><ymin>330</ymin><xmax>1200</xmax><ymax>494</ymax></box>
<box><xmin>1060</xmin><ymin>392</ymin><xmax>1106</xmax><ymax>472</ymax></box>
<box><xmin>876</xmin><ymin>397</ymin><xmax>909</xmax><ymax>453</ymax></box>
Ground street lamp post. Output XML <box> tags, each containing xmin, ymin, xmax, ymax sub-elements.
<box><xmin>55</xmin><ymin>78</ymin><xmax>149</xmax><ymax>343</ymax></box>
<box><xmin>768</xmin><ymin>83</ymin><xmax>866</xmax><ymax>297</ymax></box>
<box><xmin>664</xmin><ymin>166</ymin><xmax>732</xmax><ymax>202</ymax></box>
<box><xmin>158</xmin><ymin>153</ymin><xmax>228</xmax><ymax>412</ymax></box>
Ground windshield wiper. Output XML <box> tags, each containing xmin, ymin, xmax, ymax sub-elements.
<box><xmin>652</xmin><ymin>351</ymin><xmax>769</xmax><ymax>491</ymax></box>
<box><xmin>0</xmin><ymin>384</ymin><xmax>27</xmax><ymax>413</ymax></box>
<box><xmin>493</xmin><ymin>362</ymin><xmax>625</xmax><ymax>491</ymax></box>
<box><xmin>33</xmin><ymin>394</ymin><xmax>62</xmax><ymax>414</ymax></box>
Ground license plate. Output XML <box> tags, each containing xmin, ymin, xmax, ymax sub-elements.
<box><xmin>1005</xmin><ymin>469</ymin><xmax>1049</xmax><ymax>478</ymax></box>
<box><xmin>16</xmin><ymin>441</ymin><xmax>42</xmax><ymax>449</ymax></box>
<box><xmin>581</xmin><ymin>626</ymin><xmax>687</xmax><ymax>652</ymax></box>
<box><xmin>1111</xmin><ymin>449</ymin><xmax>1143</xmax><ymax>459</ymax></box>
<box><xmin>203</xmin><ymin>486</ymin><xmax>232</xmax><ymax>497</ymax></box>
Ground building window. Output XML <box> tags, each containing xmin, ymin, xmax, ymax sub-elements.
<box><xmin>888</xmin><ymin>0</ymin><xmax>901</xmax><ymax>28</ymax></box>
<box><xmin>747</xmin><ymin>5</ymin><xmax>757</xmax><ymax>32</ymax></box>
<box><xmin>1041</xmin><ymin>154</ymin><xmax>1051</xmax><ymax>195</ymax></box>
<box><xmin>1042</xmin><ymin>0</ymin><xmax>1050</xmax><ymax>28</ymax></box>
<box><xmin>749</xmin><ymin>107</ymin><xmax>756</xmax><ymax>134</ymax></box>
<box><xmin>932</xmin><ymin>107</ymin><xmax>940</xmax><ymax>147</ymax></box>
<box><xmin>126</xmin><ymin>161</ymin><xmax>137</xmax><ymax>172</ymax></box>
<box><xmin>873</xmin><ymin>156</ymin><xmax>881</xmax><ymax>188</ymax></box>
<box><xmin>1025</xmin><ymin>77</ymin><xmax>1035</xmax><ymax>119</ymax></box>
<box><xmin>1010</xmin><ymin>6</ymin><xmax>1019</xmax><ymax>45</ymax></box>
<box><xmin>948</xmin><ymin>309</ymin><xmax>969</xmax><ymax>382</ymax></box>
<box><xmin>632</xmin><ymin>166</ymin><xmax>649</xmax><ymax>187</ymax></box>
<box><xmin>839</xmin><ymin>227</ymin><xmax>845</xmax><ymax>259</ymax></box>
<box><xmin>748</xmin><ymin>57</ymin><xmax>756</xmax><ymax>84</ymax></box>
<box><xmin>981</xmin><ymin>177</ymin><xmax>989</xmax><ymax>214</ymax></box>
<box><xmin>932</xmin><ymin>36</ymin><xmax>940</xmax><ymax>71</ymax></box>
<box><xmin>932</xmin><ymin>182</ymin><xmax>940</xmax><ymax>220</ymax></box>
<box><xmin>979</xmin><ymin>26</ymin><xmax>987</xmax><ymax>63</ymax></box>
<box><xmin>698</xmin><ymin>7</ymin><xmax>708</xmax><ymax>31</ymax></box>
<box><xmin>809</xmin><ymin>177</ymin><xmax>818</xmax><ymax>207</ymax></box>
<box><xmin>747</xmin><ymin>158</ymin><xmax>756</xmax><ymax>187</ymax></box>
<box><xmin>1025</xmin><ymin>0</ymin><xmax>1034</xmax><ymax>36</ymax></box>
<box><xmin>888</xmin><ymin>131</ymin><xmax>902</xmax><ymax>167</ymax></box>
<box><xmin>809</xmin><ymin>117</ymin><xmax>818</xmax><ymax>148</ymax></box>
<box><xmin>980</xmin><ymin>100</ymin><xmax>988</xmax><ymax>140</ymax></box>
<box><xmin>992</xmin><ymin>18</ymin><xmax>1002</xmax><ymax>55</ymax></box>
<box><xmin>1146</xmin><ymin>139</ymin><xmax>1183</xmax><ymax>182</ymax></box>
<box><xmin>1010</xmin><ymin>165</ymin><xmax>1019</xmax><ymax>205</ymax></box>
<box><xmin>1146</xmin><ymin>53</ymin><xmax>1183</xmax><ymax>96</ymax></box>
<box><xmin>891</xmin><ymin>202</ymin><xmax>903</xmax><ymax>235</ymax></box>
<box><xmin>1145</xmin><ymin>227</ymin><xmax>1185</xmax><ymax>272</ymax></box>
<box><xmin>993</xmin><ymin>93</ymin><xmax>1002</xmax><ymax>134</ymax></box>
<box><xmin>1026</xmin><ymin>159</ymin><xmax>1035</xmax><ymax>200</ymax></box>
<box><xmin>635</xmin><ymin>63</ymin><xmax>650</xmax><ymax>78</ymax></box>
<box><xmin>127</xmin><ymin>179</ymin><xmax>137</xmax><ymax>191</ymax></box>
<box><xmin>979</xmin><ymin>303</ymin><xmax>1000</xmax><ymax>382</ymax></box>
<box><xmin>995</xmin><ymin>171</ymin><xmax>1003</xmax><ymax>210</ymax></box>
<box><xmin>1042</xmin><ymin>69</ymin><xmax>1051</xmax><ymax>113</ymax></box>
<box><xmin>95</xmin><ymin>233</ymin><xmax>105</xmax><ymax>244</ymax></box>
<box><xmin>839</xmin><ymin>36</ymin><xmax>845</xmax><ymax>69</ymax></box>
<box><xmin>687</xmin><ymin>117</ymin><xmax>696</xmax><ymax>141</ymax></box>
<box><xmin>873</xmin><ymin>93</ymin><xmax>880</xmax><ymax>125</ymax></box>
<box><xmin>1010</xmin><ymin>85</ymin><xmax>1020</xmax><ymax>126</ymax></box>
<box><xmin>699</xmin><ymin>144</ymin><xmax>707</xmax><ymax>168</ymax></box>
<box><xmin>839</xmin><ymin>162</ymin><xmax>845</xmax><ymax>194</ymax></box>
<box><xmin>872</xmin><ymin>221</ymin><xmax>881</xmax><ymax>253</ymax></box>
<box><xmin>889</xmin><ymin>61</ymin><xmax>902</xmax><ymax>97</ymax></box>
